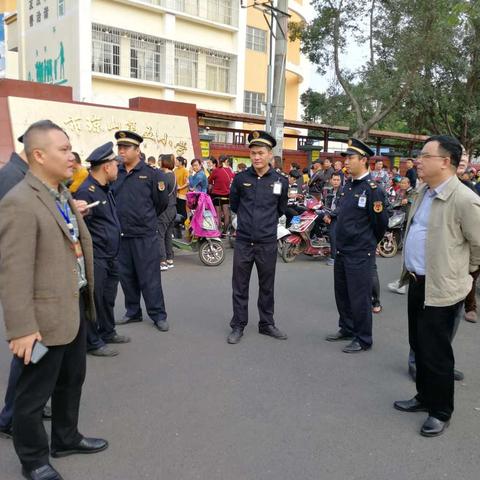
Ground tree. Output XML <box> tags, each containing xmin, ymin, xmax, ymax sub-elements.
<box><xmin>292</xmin><ymin>0</ymin><xmax>461</xmax><ymax>139</ymax></box>
<box><xmin>400</xmin><ymin>1</ymin><xmax>480</xmax><ymax>155</ymax></box>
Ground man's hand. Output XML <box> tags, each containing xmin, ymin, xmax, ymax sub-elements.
<box><xmin>401</xmin><ymin>198</ymin><xmax>408</xmax><ymax>205</ymax></box>
<box><xmin>323</xmin><ymin>215</ymin><xmax>331</xmax><ymax>224</ymax></box>
<box><xmin>9</xmin><ymin>332</ymin><xmax>42</xmax><ymax>365</ymax></box>
<box><xmin>73</xmin><ymin>200</ymin><xmax>90</xmax><ymax>217</ymax></box>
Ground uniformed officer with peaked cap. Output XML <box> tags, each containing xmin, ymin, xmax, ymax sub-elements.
<box><xmin>75</xmin><ymin>142</ymin><xmax>130</xmax><ymax>357</ymax></box>
<box><xmin>227</xmin><ymin>130</ymin><xmax>288</xmax><ymax>344</ymax></box>
<box><xmin>325</xmin><ymin>138</ymin><xmax>389</xmax><ymax>352</ymax></box>
<box><xmin>111</xmin><ymin>131</ymin><xmax>170</xmax><ymax>332</ymax></box>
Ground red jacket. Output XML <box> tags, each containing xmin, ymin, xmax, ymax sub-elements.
<box><xmin>208</xmin><ymin>167</ymin><xmax>234</xmax><ymax>196</ymax></box>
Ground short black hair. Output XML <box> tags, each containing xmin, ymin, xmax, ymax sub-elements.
<box><xmin>331</xmin><ymin>172</ymin><xmax>342</xmax><ymax>179</ymax></box>
<box><xmin>147</xmin><ymin>156</ymin><xmax>156</xmax><ymax>164</ymax></box>
<box><xmin>425</xmin><ymin>135</ymin><xmax>462</xmax><ymax>168</ymax></box>
<box><xmin>72</xmin><ymin>152</ymin><xmax>81</xmax><ymax>164</ymax></box>
<box><xmin>176</xmin><ymin>156</ymin><xmax>187</xmax><ymax>167</ymax></box>
<box><xmin>23</xmin><ymin>119</ymin><xmax>68</xmax><ymax>158</ymax></box>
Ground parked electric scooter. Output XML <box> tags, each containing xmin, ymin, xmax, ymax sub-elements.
<box><xmin>281</xmin><ymin>196</ymin><xmax>331</xmax><ymax>263</ymax></box>
<box><xmin>172</xmin><ymin>192</ymin><xmax>225</xmax><ymax>266</ymax></box>
<box><xmin>377</xmin><ymin>204</ymin><xmax>407</xmax><ymax>257</ymax></box>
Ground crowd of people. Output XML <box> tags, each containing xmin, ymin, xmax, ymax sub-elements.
<box><xmin>0</xmin><ymin>120</ymin><xmax>479</xmax><ymax>480</ymax></box>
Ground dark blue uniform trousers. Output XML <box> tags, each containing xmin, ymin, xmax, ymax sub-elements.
<box><xmin>86</xmin><ymin>257</ymin><xmax>120</xmax><ymax>350</ymax></box>
<box><xmin>118</xmin><ymin>235</ymin><xmax>167</xmax><ymax>323</ymax></box>
<box><xmin>334</xmin><ymin>253</ymin><xmax>374</xmax><ymax>347</ymax></box>
<box><xmin>230</xmin><ymin>241</ymin><xmax>277</xmax><ymax>329</ymax></box>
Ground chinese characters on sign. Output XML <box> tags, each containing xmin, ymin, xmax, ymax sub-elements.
<box><xmin>63</xmin><ymin>115</ymin><xmax>189</xmax><ymax>156</ymax></box>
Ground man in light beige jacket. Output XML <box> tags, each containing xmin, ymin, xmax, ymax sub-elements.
<box><xmin>394</xmin><ymin>135</ymin><xmax>480</xmax><ymax>438</ymax></box>
<box><xmin>0</xmin><ymin>120</ymin><xmax>108</xmax><ymax>480</ymax></box>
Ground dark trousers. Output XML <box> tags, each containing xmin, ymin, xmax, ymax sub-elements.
<box><xmin>0</xmin><ymin>356</ymin><xmax>23</xmax><ymax>429</ymax></box>
<box><xmin>13</xmin><ymin>297</ymin><xmax>87</xmax><ymax>470</ymax></box>
<box><xmin>230</xmin><ymin>241</ymin><xmax>277</xmax><ymax>329</ymax></box>
<box><xmin>372</xmin><ymin>261</ymin><xmax>381</xmax><ymax>307</ymax></box>
<box><xmin>158</xmin><ymin>206</ymin><xmax>176</xmax><ymax>262</ymax></box>
<box><xmin>328</xmin><ymin>220</ymin><xmax>337</xmax><ymax>259</ymax></box>
<box><xmin>465</xmin><ymin>269</ymin><xmax>480</xmax><ymax>313</ymax></box>
<box><xmin>118</xmin><ymin>235</ymin><xmax>167</xmax><ymax>323</ymax></box>
<box><xmin>408</xmin><ymin>277</ymin><xmax>462</xmax><ymax>421</ymax></box>
<box><xmin>334</xmin><ymin>253</ymin><xmax>374</xmax><ymax>347</ymax></box>
<box><xmin>86</xmin><ymin>257</ymin><xmax>120</xmax><ymax>350</ymax></box>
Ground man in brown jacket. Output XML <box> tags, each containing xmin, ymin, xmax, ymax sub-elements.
<box><xmin>0</xmin><ymin>120</ymin><xmax>108</xmax><ymax>480</ymax></box>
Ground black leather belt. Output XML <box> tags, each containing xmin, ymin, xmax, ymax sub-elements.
<box><xmin>408</xmin><ymin>272</ymin><xmax>425</xmax><ymax>282</ymax></box>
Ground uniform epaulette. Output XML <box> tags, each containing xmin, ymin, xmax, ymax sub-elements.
<box><xmin>88</xmin><ymin>185</ymin><xmax>96</xmax><ymax>192</ymax></box>
<box><xmin>368</xmin><ymin>181</ymin><xmax>377</xmax><ymax>189</ymax></box>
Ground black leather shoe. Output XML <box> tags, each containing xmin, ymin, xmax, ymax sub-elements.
<box><xmin>42</xmin><ymin>405</ymin><xmax>52</xmax><ymax>420</ymax></box>
<box><xmin>227</xmin><ymin>328</ymin><xmax>244</xmax><ymax>344</ymax></box>
<box><xmin>0</xmin><ymin>424</ymin><xmax>12</xmax><ymax>439</ymax></box>
<box><xmin>393</xmin><ymin>397</ymin><xmax>428</xmax><ymax>413</ymax></box>
<box><xmin>325</xmin><ymin>331</ymin><xmax>354</xmax><ymax>342</ymax></box>
<box><xmin>105</xmin><ymin>334</ymin><xmax>131</xmax><ymax>344</ymax></box>
<box><xmin>454</xmin><ymin>369</ymin><xmax>464</xmax><ymax>381</ymax></box>
<box><xmin>87</xmin><ymin>345</ymin><xmax>118</xmax><ymax>357</ymax></box>
<box><xmin>22</xmin><ymin>464</ymin><xmax>64</xmax><ymax>480</ymax></box>
<box><xmin>420</xmin><ymin>416</ymin><xmax>449</xmax><ymax>437</ymax></box>
<box><xmin>258</xmin><ymin>325</ymin><xmax>287</xmax><ymax>340</ymax></box>
<box><xmin>115</xmin><ymin>315</ymin><xmax>142</xmax><ymax>325</ymax></box>
<box><xmin>153</xmin><ymin>320</ymin><xmax>170</xmax><ymax>332</ymax></box>
<box><xmin>342</xmin><ymin>339</ymin><xmax>370</xmax><ymax>353</ymax></box>
<box><xmin>51</xmin><ymin>437</ymin><xmax>108</xmax><ymax>458</ymax></box>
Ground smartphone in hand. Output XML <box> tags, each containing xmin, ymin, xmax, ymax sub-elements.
<box><xmin>30</xmin><ymin>340</ymin><xmax>49</xmax><ymax>364</ymax></box>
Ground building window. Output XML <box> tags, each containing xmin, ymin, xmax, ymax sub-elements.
<box><xmin>92</xmin><ymin>25</ymin><xmax>120</xmax><ymax>76</ymax></box>
<box><xmin>244</xmin><ymin>91</ymin><xmax>265</xmax><ymax>115</ymax></box>
<box><xmin>206</xmin><ymin>0</ymin><xmax>233</xmax><ymax>26</ymax></box>
<box><xmin>130</xmin><ymin>34</ymin><xmax>165</xmax><ymax>82</ymax></box>
<box><xmin>175</xmin><ymin>44</ymin><xmax>198</xmax><ymax>88</ymax></box>
<box><xmin>58</xmin><ymin>0</ymin><xmax>65</xmax><ymax>17</ymax></box>
<box><xmin>206</xmin><ymin>53</ymin><xmax>231</xmax><ymax>93</ymax></box>
<box><xmin>246</xmin><ymin>26</ymin><xmax>267</xmax><ymax>52</ymax></box>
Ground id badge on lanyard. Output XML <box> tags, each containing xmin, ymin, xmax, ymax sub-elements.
<box><xmin>273</xmin><ymin>181</ymin><xmax>282</xmax><ymax>196</ymax></box>
<box><xmin>358</xmin><ymin>190</ymin><xmax>367</xmax><ymax>209</ymax></box>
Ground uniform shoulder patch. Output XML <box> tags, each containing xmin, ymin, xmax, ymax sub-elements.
<box><xmin>368</xmin><ymin>181</ymin><xmax>377</xmax><ymax>189</ymax></box>
<box><xmin>88</xmin><ymin>185</ymin><xmax>96</xmax><ymax>192</ymax></box>
<box><xmin>158</xmin><ymin>181</ymin><xmax>165</xmax><ymax>191</ymax></box>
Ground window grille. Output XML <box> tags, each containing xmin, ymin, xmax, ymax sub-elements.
<box><xmin>130</xmin><ymin>34</ymin><xmax>165</xmax><ymax>82</ymax></box>
<box><xmin>206</xmin><ymin>53</ymin><xmax>231</xmax><ymax>93</ymax></box>
<box><xmin>175</xmin><ymin>44</ymin><xmax>198</xmax><ymax>88</ymax></box>
<box><xmin>92</xmin><ymin>25</ymin><xmax>120</xmax><ymax>76</ymax></box>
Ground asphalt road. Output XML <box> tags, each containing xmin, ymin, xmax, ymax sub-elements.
<box><xmin>0</xmin><ymin>249</ymin><xmax>479</xmax><ymax>480</ymax></box>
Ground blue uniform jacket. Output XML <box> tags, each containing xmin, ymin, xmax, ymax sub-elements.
<box><xmin>112</xmin><ymin>160</ymin><xmax>169</xmax><ymax>237</ymax></box>
<box><xmin>335</xmin><ymin>173</ymin><xmax>388</xmax><ymax>255</ymax></box>
<box><xmin>75</xmin><ymin>175</ymin><xmax>121</xmax><ymax>259</ymax></box>
<box><xmin>230</xmin><ymin>166</ymin><xmax>288</xmax><ymax>244</ymax></box>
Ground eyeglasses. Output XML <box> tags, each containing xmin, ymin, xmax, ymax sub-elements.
<box><xmin>417</xmin><ymin>154</ymin><xmax>447</xmax><ymax>160</ymax></box>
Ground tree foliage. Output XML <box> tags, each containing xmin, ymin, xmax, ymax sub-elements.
<box><xmin>293</xmin><ymin>0</ymin><xmax>480</xmax><ymax>152</ymax></box>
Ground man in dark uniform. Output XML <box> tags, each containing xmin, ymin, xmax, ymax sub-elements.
<box><xmin>111</xmin><ymin>131</ymin><xmax>170</xmax><ymax>332</ymax></box>
<box><xmin>75</xmin><ymin>142</ymin><xmax>130</xmax><ymax>357</ymax></box>
<box><xmin>325</xmin><ymin>138</ymin><xmax>388</xmax><ymax>353</ymax></box>
<box><xmin>227</xmin><ymin>130</ymin><xmax>288</xmax><ymax>344</ymax></box>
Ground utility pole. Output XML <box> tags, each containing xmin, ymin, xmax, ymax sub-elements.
<box><xmin>243</xmin><ymin>1</ymin><xmax>290</xmax><ymax>159</ymax></box>
<box><xmin>270</xmin><ymin>0</ymin><xmax>288</xmax><ymax>159</ymax></box>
